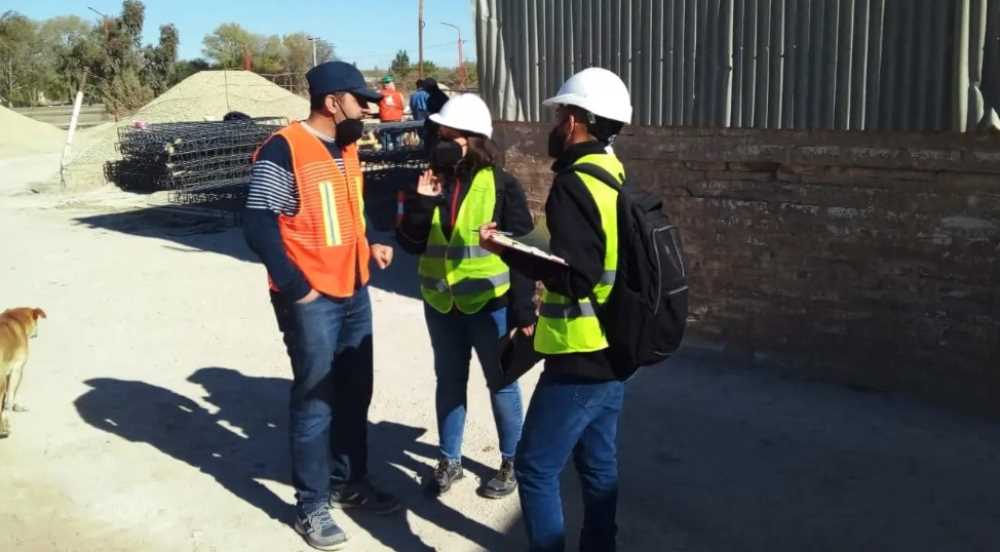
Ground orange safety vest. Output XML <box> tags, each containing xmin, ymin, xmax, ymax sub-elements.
<box><xmin>256</xmin><ymin>121</ymin><xmax>370</xmax><ymax>298</ymax></box>
<box><xmin>378</xmin><ymin>91</ymin><xmax>404</xmax><ymax>122</ymax></box>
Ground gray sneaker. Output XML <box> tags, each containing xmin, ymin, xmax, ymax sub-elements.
<box><xmin>428</xmin><ymin>458</ymin><xmax>464</xmax><ymax>496</ymax></box>
<box><xmin>479</xmin><ymin>457</ymin><xmax>517</xmax><ymax>499</ymax></box>
<box><xmin>294</xmin><ymin>508</ymin><xmax>348</xmax><ymax>551</ymax></box>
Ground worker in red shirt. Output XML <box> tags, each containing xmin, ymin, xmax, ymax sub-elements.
<box><xmin>378</xmin><ymin>75</ymin><xmax>404</xmax><ymax>122</ymax></box>
<box><xmin>377</xmin><ymin>75</ymin><xmax>405</xmax><ymax>150</ymax></box>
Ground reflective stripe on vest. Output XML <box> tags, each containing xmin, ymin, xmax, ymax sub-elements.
<box><xmin>418</xmin><ymin>167</ymin><xmax>511</xmax><ymax>314</ymax></box>
<box><xmin>263</xmin><ymin>122</ymin><xmax>370</xmax><ymax>298</ymax></box>
<box><xmin>534</xmin><ymin>152</ymin><xmax>624</xmax><ymax>355</ymax></box>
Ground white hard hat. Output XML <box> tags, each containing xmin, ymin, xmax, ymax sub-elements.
<box><xmin>543</xmin><ymin>67</ymin><xmax>633</xmax><ymax>124</ymax></box>
<box><xmin>429</xmin><ymin>93</ymin><xmax>494</xmax><ymax>138</ymax></box>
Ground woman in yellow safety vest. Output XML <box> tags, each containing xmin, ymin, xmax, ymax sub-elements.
<box><xmin>396</xmin><ymin>93</ymin><xmax>536</xmax><ymax>499</ymax></box>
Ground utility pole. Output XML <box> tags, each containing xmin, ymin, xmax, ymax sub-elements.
<box><xmin>308</xmin><ymin>36</ymin><xmax>319</xmax><ymax>68</ymax></box>
<box><xmin>418</xmin><ymin>0</ymin><xmax>425</xmax><ymax>79</ymax></box>
<box><xmin>442</xmin><ymin>22</ymin><xmax>465</xmax><ymax>90</ymax></box>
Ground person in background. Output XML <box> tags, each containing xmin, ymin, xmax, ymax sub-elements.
<box><xmin>377</xmin><ymin>75</ymin><xmax>405</xmax><ymax>151</ymax></box>
<box><xmin>480</xmin><ymin>67</ymin><xmax>634</xmax><ymax>552</ymax></box>
<box><xmin>422</xmin><ymin>78</ymin><xmax>452</xmax><ymax>153</ymax></box>
<box><xmin>410</xmin><ymin>79</ymin><xmax>430</xmax><ymax>121</ymax></box>
<box><xmin>378</xmin><ymin>75</ymin><xmax>405</xmax><ymax>123</ymax></box>
<box><xmin>397</xmin><ymin>94</ymin><xmax>535</xmax><ymax>500</ymax></box>
<box><xmin>423</xmin><ymin>78</ymin><xmax>450</xmax><ymax>116</ymax></box>
<box><xmin>243</xmin><ymin>61</ymin><xmax>400</xmax><ymax>551</ymax></box>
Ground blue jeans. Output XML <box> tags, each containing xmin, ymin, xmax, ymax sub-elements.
<box><xmin>516</xmin><ymin>372</ymin><xmax>625</xmax><ymax>552</ymax></box>
<box><xmin>424</xmin><ymin>304</ymin><xmax>524</xmax><ymax>461</ymax></box>
<box><xmin>270</xmin><ymin>287</ymin><xmax>374</xmax><ymax>513</ymax></box>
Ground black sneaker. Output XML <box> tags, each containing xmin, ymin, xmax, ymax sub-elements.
<box><xmin>329</xmin><ymin>477</ymin><xmax>402</xmax><ymax>514</ymax></box>
<box><xmin>294</xmin><ymin>508</ymin><xmax>348</xmax><ymax>551</ymax></box>
<box><xmin>427</xmin><ymin>458</ymin><xmax>464</xmax><ymax>496</ymax></box>
<box><xmin>478</xmin><ymin>457</ymin><xmax>517</xmax><ymax>499</ymax></box>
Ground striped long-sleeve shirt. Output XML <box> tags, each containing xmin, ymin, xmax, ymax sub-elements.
<box><xmin>243</xmin><ymin>124</ymin><xmax>347</xmax><ymax>301</ymax></box>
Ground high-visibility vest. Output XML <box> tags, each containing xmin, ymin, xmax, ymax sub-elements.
<box><xmin>534</xmin><ymin>152</ymin><xmax>623</xmax><ymax>354</ymax></box>
<box><xmin>258</xmin><ymin>121</ymin><xmax>370</xmax><ymax>298</ymax></box>
<box><xmin>418</xmin><ymin>167</ymin><xmax>511</xmax><ymax>314</ymax></box>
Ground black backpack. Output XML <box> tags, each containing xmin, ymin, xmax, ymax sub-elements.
<box><xmin>569</xmin><ymin>163</ymin><xmax>689</xmax><ymax>380</ymax></box>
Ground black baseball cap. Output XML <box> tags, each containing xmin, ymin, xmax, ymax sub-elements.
<box><xmin>307</xmin><ymin>61</ymin><xmax>381</xmax><ymax>103</ymax></box>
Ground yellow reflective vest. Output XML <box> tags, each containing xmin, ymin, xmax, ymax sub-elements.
<box><xmin>534</xmin><ymin>152</ymin><xmax>623</xmax><ymax>354</ymax></box>
<box><xmin>418</xmin><ymin>167</ymin><xmax>511</xmax><ymax>314</ymax></box>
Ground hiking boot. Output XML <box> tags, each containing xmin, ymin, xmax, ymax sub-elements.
<box><xmin>329</xmin><ymin>477</ymin><xmax>401</xmax><ymax>514</ymax></box>
<box><xmin>427</xmin><ymin>458</ymin><xmax>464</xmax><ymax>496</ymax></box>
<box><xmin>478</xmin><ymin>457</ymin><xmax>517</xmax><ymax>499</ymax></box>
<box><xmin>294</xmin><ymin>508</ymin><xmax>348</xmax><ymax>551</ymax></box>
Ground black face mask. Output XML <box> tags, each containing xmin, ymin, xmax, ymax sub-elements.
<box><xmin>430</xmin><ymin>140</ymin><xmax>464</xmax><ymax>172</ymax></box>
<box><xmin>547</xmin><ymin>121</ymin><xmax>569</xmax><ymax>158</ymax></box>
<box><xmin>335</xmin><ymin>118</ymin><xmax>364</xmax><ymax>147</ymax></box>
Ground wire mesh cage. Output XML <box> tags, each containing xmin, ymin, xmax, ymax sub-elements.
<box><xmin>106</xmin><ymin>117</ymin><xmax>287</xmax><ymax>196</ymax></box>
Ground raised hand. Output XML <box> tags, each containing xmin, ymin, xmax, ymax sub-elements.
<box><xmin>416</xmin><ymin>169</ymin><xmax>442</xmax><ymax>196</ymax></box>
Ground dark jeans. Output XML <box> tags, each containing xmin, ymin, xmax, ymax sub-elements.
<box><xmin>515</xmin><ymin>372</ymin><xmax>625</xmax><ymax>552</ymax></box>
<box><xmin>270</xmin><ymin>287</ymin><xmax>374</xmax><ymax>514</ymax></box>
<box><xmin>424</xmin><ymin>304</ymin><xmax>524</xmax><ymax>461</ymax></box>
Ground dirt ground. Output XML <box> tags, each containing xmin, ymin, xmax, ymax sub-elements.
<box><xmin>2</xmin><ymin>152</ymin><xmax>1000</xmax><ymax>552</ymax></box>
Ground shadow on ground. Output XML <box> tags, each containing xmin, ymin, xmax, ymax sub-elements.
<box><xmin>524</xmin><ymin>343</ymin><xmax>1000</xmax><ymax>552</ymax></box>
<box><xmin>68</xmin><ymin>172</ymin><xmax>1000</xmax><ymax>550</ymax></box>
<box><xmin>74</xmin><ymin>347</ymin><xmax>1000</xmax><ymax>551</ymax></box>
<box><xmin>74</xmin><ymin>366</ymin><xmax>515</xmax><ymax>551</ymax></box>
<box><xmin>72</xmin><ymin>167</ymin><xmax>424</xmax><ymax>299</ymax></box>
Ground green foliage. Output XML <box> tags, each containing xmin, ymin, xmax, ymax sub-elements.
<box><xmin>390</xmin><ymin>49</ymin><xmax>411</xmax><ymax>82</ymax></box>
<box><xmin>201</xmin><ymin>22</ymin><xmax>254</xmax><ymax>69</ymax></box>
<box><xmin>142</xmin><ymin>24</ymin><xmax>179</xmax><ymax>95</ymax></box>
<box><xmin>100</xmin><ymin>66</ymin><xmax>153</xmax><ymax>115</ymax></box>
<box><xmin>203</xmin><ymin>23</ymin><xmax>338</xmax><ymax>81</ymax></box>
<box><xmin>0</xmin><ymin>11</ymin><xmax>43</xmax><ymax>106</ymax></box>
<box><xmin>172</xmin><ymin>58</ymin><xmax>211</xmax><ymax>84</ymax></box>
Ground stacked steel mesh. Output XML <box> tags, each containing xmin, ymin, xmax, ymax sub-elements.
<box><xmin>106</xmin><ymin>117</ymin><xmax>286</xmax><ymax>196</ymax></box>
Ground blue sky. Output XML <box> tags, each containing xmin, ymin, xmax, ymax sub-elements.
<box><xmin>6</xmin><ymin>0</ymin><xmax>476</xmax><ymax>70</ymax></box>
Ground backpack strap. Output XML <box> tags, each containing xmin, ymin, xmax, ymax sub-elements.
<box><xmin>561</xmin><ymin>162</ymin><xmax>623</xmax><ymax>192</ymax></box>
<box><xmin>557</xmin><ymin>163</ymin><xmax>623</xmax><ymax>329</ymax></box>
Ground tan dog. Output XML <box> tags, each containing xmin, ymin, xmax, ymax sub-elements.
<box><xmin>0</xmin><ymin>307</ymin><xmax>46</xmax><ymax>438</ymax></box>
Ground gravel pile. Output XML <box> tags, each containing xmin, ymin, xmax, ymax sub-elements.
<box><xmin>60</xmin><ymin>71</ymin><xmax>308</xmax><ymax>191</ymax></box>
<box><xmin>0</xmin><ymin>105</ymin><xmax>67</xmax><ymax>159</ymax></box>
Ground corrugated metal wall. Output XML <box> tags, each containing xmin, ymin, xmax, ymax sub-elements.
<box><xmin>476</xmin><ymin>0</ymin><xmax>1000</xmax><ymax>131</ymax></box>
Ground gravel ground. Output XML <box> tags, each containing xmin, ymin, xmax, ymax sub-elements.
<box><xmin>0</xmin><ymin>106</ymin><xmax>67</xmax><ymax>158</ymax></box>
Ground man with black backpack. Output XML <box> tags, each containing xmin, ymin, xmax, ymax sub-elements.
<box><xmin>480</xmin><ymin>67</ymin><xmax>653</xmax><ymax>552</ymax></box>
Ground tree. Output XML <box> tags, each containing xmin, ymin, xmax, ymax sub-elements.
<box><xmin>141</xmin><ymin>24</ymin><xmax>178</xmax><ymax>95</ymax></box>
<box><xmin>0</xmin><ymin>11</ymin><xmax>43</xmax><ymax>106</ymax></box>
<box><xmin>282</xmin><ymin>33</ymin><xmax>333</xmax><ymax>93</ymax></box>
<box><xmin>255</xmin><ymin>34</ymin><xmax>285</xmax><ymax>74</ymax></box>
<box><xmin>100</xmin><ymin>66</ymin><xmax>152</xmax><ymax>115</ymax></box>
<box><xmin>444</xmin><ymin>61</ymin><xmax>478</xmax><ymax>91</ymax></box>
<box><xmin>202</xmin><ymin>23</ymin><xmax>255</xmax><ymax>69</ymax></box>
<box><xmin>76</xmin><ymin>0</ymin><xmax>154</xmax><ymax>116</ymax></box>
<box><xmin>283</xmin><ymin>33</ymin><xmax>334</xmax><ymax>73</ymax></box>
<box><xmin>120</xmin><ymin>0</ymin><xmax>144</xmax><ymax>46</ymax></box>
<box><xmin>36</xmin><ymin>16</ymin><xmax>94</xmax><ymax>102</ymax></box>
<box><xmin>390</xmin><ymin>49</ymin><xmax>411</xmax><ymax>82</ymax></box>
<box><xmin>173</xmin><ymin>58</ymin><xmax>211</xmax><ymax>84</ymax></box>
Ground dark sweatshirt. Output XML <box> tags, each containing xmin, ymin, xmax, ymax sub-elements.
<box><xmin>396</xmin><ymin>165</ymin><xmax>537</xmax><ymax>330</ymax></box>
<box><xmin>500</xmin><ymin>140</ymin><xmax>618</xmax><ymax>381</ymax></box>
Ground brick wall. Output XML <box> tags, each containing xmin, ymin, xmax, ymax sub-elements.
<box><xmin>495</xmin><ymin>122</ymin><xmax>1000</xmax><ymax>416</ymax></box>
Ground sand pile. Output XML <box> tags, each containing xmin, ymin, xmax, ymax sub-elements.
<box><xmin>61</xmin><ymin>71</ymin><xmax>308</xmax><ymax>191</ymax></box>
<box><xmin>0</xmin><ymin>105</ymin><xmax>68</xmax><ymax>159</ymax></box>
